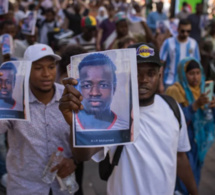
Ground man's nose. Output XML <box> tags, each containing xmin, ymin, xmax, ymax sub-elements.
<box><xmin>1</xmin><ymin>81</ymin><xmax>7</xmax><ymax>88</ymax></box>
<box><xmin>89</xmin><ymin>85</ymin><xmax>101</xmax><ymax>96</ymax></box>
<box><xmin>42</xmin><ymin>68</ymin><xmax>50</xmax><ymax>76</ymax></box>
<box><xmin>138</xmin><ymin>75</ymin><xmax>149</xmax><ymax>83</ymax></box>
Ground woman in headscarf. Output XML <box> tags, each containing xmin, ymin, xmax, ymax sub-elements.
<box><xmin>96</xmin><ymin>6</ymin><xmax>108</xmax><ymax>25</ymax></box>
<box><xmin>166</xmin><ymin>57</ymin><xmax>215</xmax><ymax>195</ymax></box>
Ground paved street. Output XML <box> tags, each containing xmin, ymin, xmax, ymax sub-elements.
<box><xmin>1</xmin><ymin>148</ymin><xmax>215</xmax><ymax>195</ymax></box>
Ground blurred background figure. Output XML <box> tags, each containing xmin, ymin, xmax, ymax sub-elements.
<box><xmin>166</xmin><ymin>57</ymin><xmax>215</xmax><ymax>195</ymax></box>
<box><xmin>176</xmin><ymin>2</ymin><xmax>190</xmax><ymax>20</ymax></box>
<box><xmin>147</xmin><ymin>1</ymin><xmax>167</xmax><ymax>34</ymax></box>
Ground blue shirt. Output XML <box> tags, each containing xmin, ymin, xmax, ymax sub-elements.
<box><xmin>160</xmin><ymin>37</ymin><xmax>200</xmax><ymax>85</ymax></box>
<box><xmin>147</xmin><ymin>11</ymin><xmax>167</xmax><ymax>33</ymax></box>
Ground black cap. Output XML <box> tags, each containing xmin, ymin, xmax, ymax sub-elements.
<box><xmin>128</xmin><ymin>42</ymin><xmax>162</xmax><ymax>67</ymax></box>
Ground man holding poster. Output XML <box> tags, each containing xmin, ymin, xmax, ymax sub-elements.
<box><xmin>60</xmin><ymin>43</ymin><xmax>199</xmax><ymax>195</ymax></box>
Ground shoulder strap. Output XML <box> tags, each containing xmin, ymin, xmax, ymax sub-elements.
<box><xmin>112</xmin><ymin>145</ymin><xmax>124</xmax><ymax>166</ymax></box>
<box><xmin>159</xmin><ymin>94</ymin><xmax>182</xmax><ymax>129</ymax></box>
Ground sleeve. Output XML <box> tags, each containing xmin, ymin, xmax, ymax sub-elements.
<box><xmin>0</xmin><ymin>120</ymin><xmax>12</xmax><ymax>134</ymax></box>
<box><xmin>99</xmin><ymin>20</ymin><xmax>105</xmax><ymax>29</ymax></box>
<box><xmin>68</xmin><ymin>38</ymin><xmax>78</xmax><ymax>45</ymax></box>
<box><xmin>177</xmin><ymin>105</ymin><xmax>191</xmax><ymax>152</ymax></box>
<box><xmin>63</xmin><ymin>9</ymin><xmax>74</xmax><ymax>20</ymax></box>
<box><xmin>194</xmin><ymin>41</ymin><xmax>201</xmax><ymax>61</ymax></box>
<box><xmin>146</xmin><ymin>13</ymin><xmax>155</xmax><ymax>30</ymax></box>
<box><xmin>159</xmin><ymin>39</ymin><xmax>169</xmax><ymax>61</ymax></box>
<box><xmin>91</xmin><ymin>147</ymin><xmax>108</xmax><ymax>162</ymax></box>
<box><xmin>180</xmin><ymin>104</ymin><xmax>196</xmax><ymax>123</ymax></box>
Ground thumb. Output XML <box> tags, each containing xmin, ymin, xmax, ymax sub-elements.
<box><xmin>50</xmin><ymin>164</ymin><xmax>60</xmax><ymax>172</ymax></box>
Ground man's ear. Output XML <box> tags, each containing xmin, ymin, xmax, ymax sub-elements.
<box><xmin>113</xmin><ymin>84</ymin><xmax>116</xmax><ymax>94</ymax></box>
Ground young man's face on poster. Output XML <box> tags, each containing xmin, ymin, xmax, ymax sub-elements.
<box><xmin>79</xmin><ymin>64</ymin><xmax>116</xmax><ymax>114</ymax></box>
<box><xmin>0</xmin><ymin>69</ymin><xmax>15</xmax><ymax>100</ymax></box>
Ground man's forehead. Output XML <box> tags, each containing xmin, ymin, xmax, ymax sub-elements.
<box><xmin>0</xmin><ymin>69</ymin><xmax>15</xmax><ymax>78</ymax></box>
<box><xmin>32</xmin><ymin>56</ymin><xmax>56</xmax><ymax>65</ymax></box>
<box><xmin>80</xmin><ymin>64</ymin><xmax>112</xmax><ymax>72</ymax></box>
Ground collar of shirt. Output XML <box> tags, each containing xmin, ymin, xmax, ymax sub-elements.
<box><xmin>29</xmin><ymin>83</ymin><xmax>61</xmax><ymax>105</ymax></box>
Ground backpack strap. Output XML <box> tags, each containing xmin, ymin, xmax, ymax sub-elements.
<box><xmin>159</xmin><ymin>94</ymin><xmax>182</xmax><ymax>129</ymax></box>
<box><xmin>112</xmin><ymin>145</ymin><xmax>124</xmax><ymax>166</ymax></box>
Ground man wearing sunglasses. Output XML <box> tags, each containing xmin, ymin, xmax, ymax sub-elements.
<box><xmin>159</xmin><ymin>19</ymin><xmax>200</xmax><ymax>89</ymax></box>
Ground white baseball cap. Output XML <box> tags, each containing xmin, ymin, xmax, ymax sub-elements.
<box><xmin>24</xmin><ymin>43</ymin><xmax>61</xmax><ymax>62</ymax></box>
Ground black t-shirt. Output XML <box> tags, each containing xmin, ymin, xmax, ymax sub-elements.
<box><xmin>63</xmin><ymin>9</ymin><xmax>89</xmax><ymax>36</ymax></box>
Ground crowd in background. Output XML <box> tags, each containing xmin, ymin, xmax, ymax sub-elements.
<box><xmin>0</xmin><ymin>0</ymin><xmax>215</xmax><ymax>195</ymax></box>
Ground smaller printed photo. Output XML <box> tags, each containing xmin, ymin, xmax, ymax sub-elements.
<box><xmin>1</xmin><ymin>34</ymin><xmax>13</xmax><ymax>55</ymax></box>
<box><xmin>0</xmin><ymin>0</ymin><xmax>8</xmax><ymax>15</ymax></box>
<box><xmin>0</xmin><ymin>61</ymin><xmax>31</xmax><ymax>120</ymax></box>
<box><xmin>21</xmin><ymin>11</ymin><xmax>37</xmax><ymax>35</ymax></box>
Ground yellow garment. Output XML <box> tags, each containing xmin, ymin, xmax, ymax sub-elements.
<box><xmin>166</xmin><ymin>82</ymin><xmax>200</xmax><ymax>107</ymax></box>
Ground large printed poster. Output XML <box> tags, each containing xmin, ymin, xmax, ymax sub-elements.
<box><xmin>0</xmin><ymin>61</ymin><xmax>31</xmax><ymax>120</ymax></box>
<box><xmin>68</xmin><ymin>49</ymin><xmax>139</xmax><ymax>147</ymax></box>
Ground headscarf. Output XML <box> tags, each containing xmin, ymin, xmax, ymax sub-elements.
<box><xmin>96</xmin><ymin>6</ymin><xmax>108</xmax><ymax>25</ymax></box>
<box><xmin>177</xmin><ymin>57</ymin><xmax>215</xmax><ymax>164</ymax></box>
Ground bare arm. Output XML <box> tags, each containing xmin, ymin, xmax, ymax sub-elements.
<box><xmin>78</xmin><ymin>0</ymin><xmax>89</xmax><ymax>13</ymax></box>
<box><xmin>59</xmin><ymin>78</ymin><xmax>102</xmax><ymax>162</ymax></box>
<box><xmin>96</xmin><ymin>28</ymin><xmax>103</xmax><ymax>51</ymax></box>
<box><xmin>61</xmin><ymin>0</ymin><xmax>69</xmax><ymax>10</ymax></box>
<box><xmin>177</xmin><ymin>152</ymin><xmax>198</xmax><ymax>195</ymax></box>
<box><xmin>140</xmin><ymin>21</ymin><xmax>154</xmax><ymax>43</ymax></box>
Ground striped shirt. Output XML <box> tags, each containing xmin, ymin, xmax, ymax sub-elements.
<box><xmin>68</xmin><ymin>34</ymin><xmax>96</xmax><ymax>52</ymax></box>
<box><xmin>0</xmin><ymin>83</ymin><xmax>73</xmax><ymax>195</ymax></box>
<box><xmin>160</xmin><ymin>37</ymin><xmax>200</xmax><ymax>85</ymax></box>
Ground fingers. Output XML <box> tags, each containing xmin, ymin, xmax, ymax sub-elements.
<box><xmin>64</xmin><ymin>84</ymin><xmax>83</xmax><ymax>100</ymax></box>
<box><xmin>56</xmin><ymin>159</ymin><xmax>76</xmax><ymax>178</ymax></box>
<box><xmin>50</xmin><ymin>164</ymin><xmax>60</xmax><ymax>173</ymax></box>
<box><xmin>62</xmin><ymin>77</ymin><xmax>78</xmax><ymax>86</ymax></box>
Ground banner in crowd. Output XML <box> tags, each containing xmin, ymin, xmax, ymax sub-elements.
<box><xmin>0</xmin><ymin>0</ymin><xmax>8</xmax><ymax>15</ymax></box>
<box><xmin>156</xmin><ymin>18</ymin><xmax>179</xmax><ymax>36</ymax></box>
<box><xmin>67</xmin><ymin>49</ymin><xmax>139</xmax><ymax>147</ymax></box>
<box><xmin>0</xmin><ymin>61</ymin><xmax>31</xmax><ymax>120</ymax></box>
<box><xmin>1</xmin><ymin>34</ymin><xmax>13</xmax><ymax>55</ymax></box>
<box><xmin>21</xmin><ymin>11</ymin><xmax>37</xmax><ymax>35</ymax></box>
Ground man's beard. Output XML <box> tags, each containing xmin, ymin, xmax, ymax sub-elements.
<box><xmin>139</xmin><ymin>93</ymin><xmax>155</xmax><ymax>106</ymax></box>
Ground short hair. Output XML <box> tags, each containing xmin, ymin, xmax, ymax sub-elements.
<box><xmin>182</xmin><ymin>2</ymin><xmax>188</xmax><ymax>7</ymax></box>
<box><xmin>78</xmin><ymin>53</ymin><xmax>117</xmax><ymax>85</ymax></box>
<box><xmin>1</xmin><ymin>62</ymin><xmax>17</xmax><ymax>83</ymax></box>
<box><xmin>178</xmin><ymin>19</ymin><xmax>191</xmax><ymax>27</ymax></box>
<box><xmin>45</xmin><ymin>8</ymin><xmax>55</xmax><ymax>15</ymax></box>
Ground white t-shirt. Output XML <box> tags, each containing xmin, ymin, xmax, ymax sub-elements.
<box><xmin>93</xmin><ymin>95</ymin><xmax>190</xmax><ymax>195</ymax></box>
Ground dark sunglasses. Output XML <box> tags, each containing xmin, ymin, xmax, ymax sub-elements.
<box><xmin>180</xmin><ymin>29</ymin><xmax>191</xmax><ymax>33</ymax></box>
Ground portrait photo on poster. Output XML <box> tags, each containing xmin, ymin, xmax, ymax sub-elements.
<box><xmin>68</xmin><ymin>49</ymin><xmax>139</xmax><ymax>147</ymax></box>
<box><xmin>0</xmin><ymin>61</ymin><xmax>31</xmax><ymax>120</ymax></box>
<box><xmin>0</xmin><ymin>0</ymin><xmax>8</xmax><ymax>15</ymax></box>
<box><xmin>21</xmin><ymin>11</ymin><xmax>37</xmax><ymax>35</ymax></box>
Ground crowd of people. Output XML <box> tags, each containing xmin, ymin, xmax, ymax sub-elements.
<box><xmin>0</xmin><ymin>0</ymin><xmax>215</xmax><ymax>195</ymax></box>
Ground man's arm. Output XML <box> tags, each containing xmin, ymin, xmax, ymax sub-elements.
<box><xmin>177</xmin><ymin>152</ymin><xmax>198</xmax><ymax>195</ymax></box>
<box><xmin>59</xmin><ymin>78</ymin><xmax>102</xmax><ymax>162</ymax></box>
<box><xmin>140</xmin><ymin>21</ymin><xmax>154</xmax><ymax>43</ymax></box>
<box><xmin>96</xmin><ymin>28</ymin><xmax>103</xmax><ymax>51</ymax></box>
